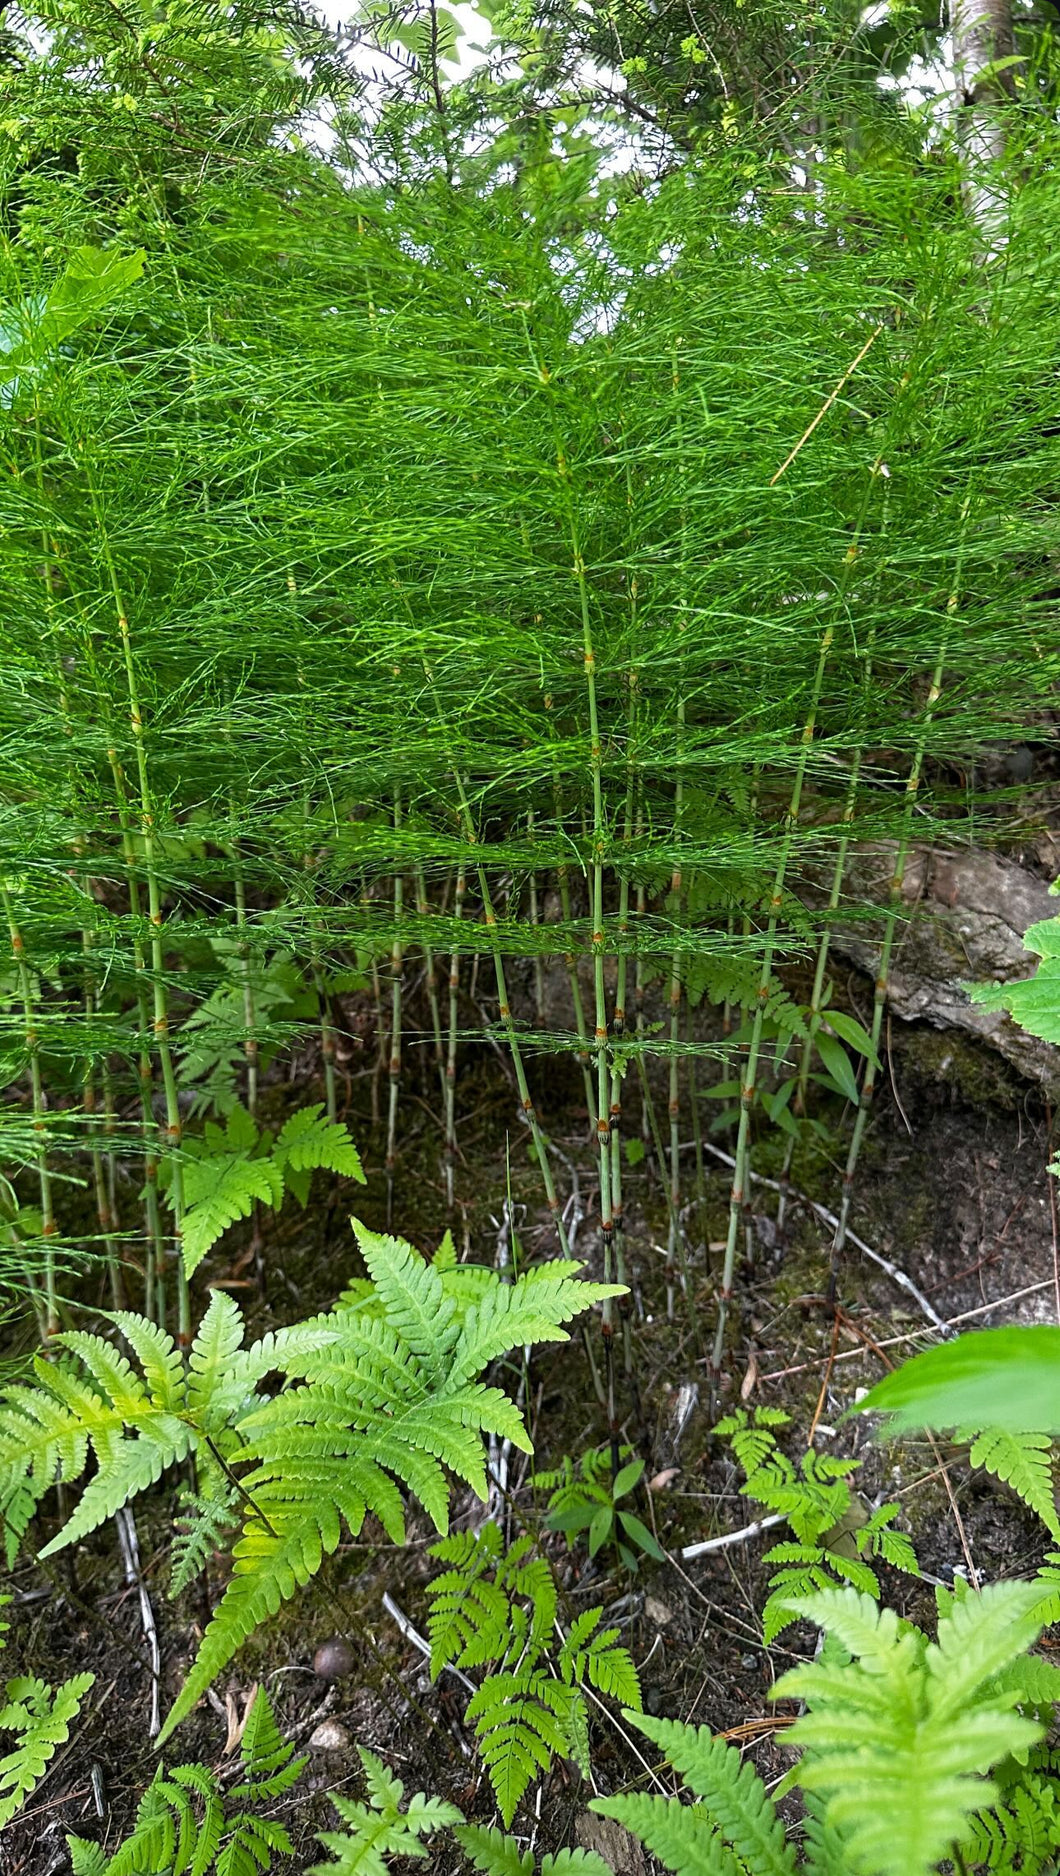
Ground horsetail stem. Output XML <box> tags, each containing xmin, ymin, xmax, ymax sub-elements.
<box><xmin>415</xmin><ymin>864</ymin><xmax>448</xmax><ymax>1147</ymax></box>
<box><xmin>2</xmin><ymin>884</ymin><xmax>57</xmax><ymax>1337</ymax></box>
<box><xmin>444</xmin><ymin>862</ymin><xmax>466</xmax><ymax>1210</ymax></box>
<box><xmin>829</xmin><ymin>494</ymin><xmax>972</xmax><ymax>1298</ymax></box>
<box><xmin>87</xmin><ymin>468</ymin><xmax>190</xmax><ymax>1345</ymax></box>
<box><xmin>386</xmin><ymin>793</ymin><xmax>404</xmax><ymax>1230</ymax></box>
<box><xmin>709</xmin><ymin>619</ymin><xmax>837</xmax><ymax>1391</ymax></box>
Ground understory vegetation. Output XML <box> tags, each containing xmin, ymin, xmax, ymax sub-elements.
<box><xmin>2</xmin><ymin>0</ymin><xmax>1060</xmax><ymax>1868</ymax></box>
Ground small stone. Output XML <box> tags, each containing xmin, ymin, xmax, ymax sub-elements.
<box><xmin>644</xmin><ymin>1596</ymin><xmax>673</xmax><ymax>1629</ymax></box>
<box><xmin>309</xmin><ymin>1719</ymin><xmax>350</xmax><ymax>1751</ymax></box>
<box><xmin>314</xmin><ymin>1638</ymin><xmax>355</xmax><ymax>1680</ymax></box>
<box><xmin>741</xmin><ymin>1653</ymin><xmax>758</xmax><ymax>1671</ymax></box>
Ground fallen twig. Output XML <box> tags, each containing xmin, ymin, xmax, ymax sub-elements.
<box><xmin>678</xmin><ymin>1512</ymin><xmax>786</xmax><ymax>1560</ymax></box>
<box><xmin>381</xmin><ymin>1592</ymin><xmax>475</xmax><ymax>1696</ymax></box>
<box><xmin>115</xmin><ymin>1505</ymin><xmax>160</xmax><ymax>1738</ymax></box>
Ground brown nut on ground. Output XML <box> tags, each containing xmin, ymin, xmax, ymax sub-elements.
<box><xmin>313</xmin><ymin>1638</ymin><xmax>355</xmax><ymax>1679</ymax></box>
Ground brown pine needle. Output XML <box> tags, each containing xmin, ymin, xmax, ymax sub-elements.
<box><xmin>770</xmin><ymin>324</ymin><xmax>884</xmax><ymax>484</ymax></box>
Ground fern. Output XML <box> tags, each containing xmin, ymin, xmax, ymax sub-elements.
<box><xmin>167</xmin><ymin>1101</ymin><xmax>365</xmax><ymax>1278</ymax></box>
<box><xmin>774</xmin><ymin>1583</ymin><xmax>1047</xmax><ymax>1876</ymax></box>
<box><xmin>592</xmin><ymin>1582</ymin><xmax>1059</xmax><ymax>1876</ymax></box>
<box><xmin>456</xmin><ymin>1823</ymin><xmax>612</xmax><ymax>1876</ymax></box>
<box><xmin>589</xmin><ymin>1793</ymin><xmax>748</xmax><ymax>1876</ymax></box>
<box><xmin>0</xmin><ymin>1670</ymin><xmax>94</xmax><ymax>1829</ymax></box>
<box><xmin>66</xmin><ymin>1685</ymin><xmax>304</xmax><ymax>1875</ymax></box>
<box><xmin>158</xmin><ymin>1226</ymin><xmax>619</xmax><ymax>1743</ymax></box>
<box><xmin>961</xmin><ymin>1426</ymin><xmax>1060</xmax><ymax>1540</ymax></box>
<box><xmin>717</xmin><ymin>1410</ymin><xmax>918</xmax><ymax>1642</ymax></box>
<box><xmin>308</xmin><ymin>1745</ymin><xmax>463</xmax><ymax>1876</ymax></box>
<box><xmin>2</xmin><ymin>1223</ymin><xmax>617</xmax><ymax>1749</ymax></box>
<box><xmin>426</xmin><ymin>1525</ymin><xmax>640</xmax><ymax>1824</ymax></box>
<box><xmin>170</xmin><ymin>1482</ymin><xmax>240</xmax><ymax>1597</ymax></box>
<box><xmin>468</xmin><ymin>1671</ymin><xmax>582</xmax><ymax>1824</ymax></box>
<box><xmin>273</xmin><ymin>1102</ymin><xmax>364</xmax><ymax>1205</ymax></box>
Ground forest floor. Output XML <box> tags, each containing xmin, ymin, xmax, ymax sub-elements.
<box><xmin>4</xmin><ymin>984</ymin><xmax>1059</xmax><ymax>1876</ymax></box>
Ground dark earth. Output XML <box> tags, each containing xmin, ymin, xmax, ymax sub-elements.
<box><xmin>4</xmin><ymin>949</ymin><xmax>1059</xmax><ymax>1876</ymax></box>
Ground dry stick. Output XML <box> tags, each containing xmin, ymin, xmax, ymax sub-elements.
<box><xmin>769</xmin><ymin>325</ymin><xmax>885</xmax><ymax>487</ymax></box>
<box><xmin>709</xmin><ymin>618</ymin><xmax>836</xmax><ymax>1397</ymax></box>
<box><xmin>679</xmin><ymin>1512</ymin><xmax>786</xmax><ymax>1562</ymax></box>
<box><xmin>1</xmin><ymin>886</ymin><xmax>57</xmax><ymax>1336</ymax></box>
<box><xmin>115</xmin><ymin>1505</ymin><xmax>160</xmax><ymax>1737</ymax></box>
<box><xmin>829</xmin><ymin>495</ymin><xmax>972</xmax><ymax>1302</ymax></box>
<box><xmin>385</xmin><ymin>794</ymin><xmax>404</xmax><ymax>1231</ymax></box>
<box><xmin>89</xmin><ymin>471</ymin><xmax>190</xmax><ymax>1346</ymax></box>
<box><xmin>444</xmin><ymin>862</ymin><xmax>466</xmax><ymax>1210</ymax></box>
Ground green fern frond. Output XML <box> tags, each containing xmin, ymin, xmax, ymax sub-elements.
<box><xmin>178</xmin><ymin>1110</ymin><xmax>286</xmax><ymax>1277</ymax></box>
<box><xmin>171</xmin><ymin>1482</ymin><xmax>240</xmax><ymax>1597</ymax></box>
<box><xmin>274</xmin><ymin>1104</ymin><xmax>365</xmax><ymax>1207</ymax></box>
<box><xmin>773</xmin><ymin>1584</ymin><xmax>1046</xmax><ymax>1876</ymax></box>
<box><xmin>761</xmin><ymin>1543</ymin><xmax>879</xmax><ymax>1644</ymax></box>
<box><xmin>963</xmin><ymin>1778</ymin><xmax>1060</xmax><ymax>1874</ymax></box>
<box><xmin>447</xmin><ymin>1270</ymin><xmax>625</xmax><ymax>1392</ymax></box>
<box><xmin>352</xmin><ymin>1221</ymin><xmax>460</xmax><ymax>1381</ymax></box>
<box><xmin>0</xmin><ymin>1671</ymin><xmax>94</xmax><ymax>1828</ymax></box>
<box><xmin>963</xmin><ymin>1427</ymin><xmax>1060</xmax><ymax>1539</ymax></box>
<box><xmin>1030</xmin><ymin>1552</ymin><xmax>1060</xmax><ymax>1625</ymax></box>
<box><xmin>800</xmin><ymin>1790</ymin><xmax>854</xmax><ymax>1876</ymax></box>
<box><xmin>454</xmin><ymin>1823</ymin><xmax>536</xmax><ymax>1876</ymax></box>
<box><xmin>542</xmin><ymin>1850</ymin><xmax>614</xmax><ymax>1876</ymax></box>
<box><xmin>558</xmin><ymin>1608</ymin><xmax>642</xmax><ymax>1709</ymax></box>
<box><xmin>590</xmin><ymin>1794</ymin><xmax>748</xmax><ymax>1876</ymax></box>
<box><xmin>157</xmin><ymin>1493</ymin><xmax>343</xmax><ymax>1745</ymax></box>
<box><xmin>67</xmin><ymin>1689</ymin><xmax>301</xmax><ymax>1875</ymax></box>
<box><xmin>465</xmin><ymin>1672</ymin><xmax>579</xmax><ymax>1826</ymax></box>
<box><xmin>619</xmin><ymin>1712</ymin><xmax>798</xmax><ymax>1876</ymax></box>
<box><xmin>308</xmin><ymin>1746</ymin><xmax>462</xmax><ymax>1876</ymax></box>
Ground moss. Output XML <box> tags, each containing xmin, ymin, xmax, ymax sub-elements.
<box><xmin>896</xmin><ymin>1026</ymin><xmax>1024</xmax><ymax>1112</ymax></box>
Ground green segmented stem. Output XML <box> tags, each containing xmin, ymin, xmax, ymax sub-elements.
<box><xmin>88</xmin><ymin>469</ymin><xmax>190</xmax><ymax>1345</ymax></box>
<box><xmin>2</xmin><ymin>885</ymin><xmax>57</xmax><ymax>1337</ymax></box>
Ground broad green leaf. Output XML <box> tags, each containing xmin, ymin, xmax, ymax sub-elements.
<box><xmin>856</xmin><ymin>1327</ymin><xmax>1060</xmax><ymax>1434</ymax></box>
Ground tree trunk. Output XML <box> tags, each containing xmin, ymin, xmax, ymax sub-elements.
<box><xmin>953</xmin><ymin>0</ymin><xmax>1016</xmax><ymax>236</ymax></box>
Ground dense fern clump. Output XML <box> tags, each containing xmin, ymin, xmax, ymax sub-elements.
<box><xmin>67</xmin><ymin>1684</ymin><xmax>305</xmax><ymax>1875</ymax></box>
<box><xmin>426</xmin><ymin>1525</ymin><xmax>641</xmax><ymax>1822</ymax></box>
<box><xmin>592</xmin><ymin>1581</ymin><xmax>1060</xmax><ymax>1876</ymax></box>
<box><xmin>0</xmin><ymin>1222</ymin><xmax>619</xmax><ymax>1744</ymax></box>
